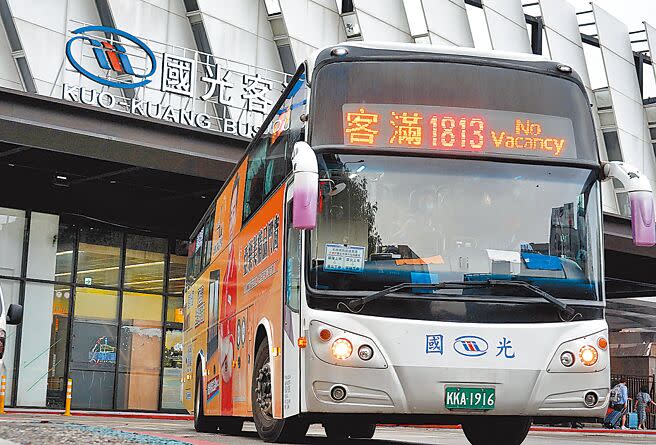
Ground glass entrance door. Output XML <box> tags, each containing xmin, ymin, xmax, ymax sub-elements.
<box><xmin>69</xmin><ymin>287</ymin><xmax>119</xmax><ymax>409</ymax></box>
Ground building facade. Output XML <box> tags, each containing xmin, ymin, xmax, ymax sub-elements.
<box><xmin>0</xmin><ymin>0</ymin><xmax>654</xmax><ymax>412</ymax></box>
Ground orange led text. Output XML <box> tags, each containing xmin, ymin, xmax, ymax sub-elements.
<box><xmin>491</xmin><ymin>119</ymin><xmax>566</xmax><ymax>156</ymax></box>
<box><xmin>430</xmin><ymin>115</ymin><xmax>485</xmax><ymax>150</ymax></box>
<box><xmin>346</xmin><ymin>107</ymin><xmax>380</xmax><ymax>145</ymax></box>
<box><xmin>389</xmin><ymin>111</ymin><xmax>423</xmax><ymax>146</ymax></box>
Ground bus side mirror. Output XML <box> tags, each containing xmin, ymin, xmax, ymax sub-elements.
<box><xmin>291</xmin><ymin>141</ymin><xmax>318</xmax><ymax>230</ymax></box>
<box><xmin>6</xmin><ymin>303</ymin><xmax>23</xmax><ymax>325</ymax></box>
<box><xmin>603</xmin><ymin>161</ymin><xmax>656</xmax><ymax>247</ymax></box>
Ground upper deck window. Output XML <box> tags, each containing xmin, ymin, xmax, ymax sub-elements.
<box><xmin>243</xmin><ymin>73</ymin><xmax>307</xmax><ymax>222</ymax></box>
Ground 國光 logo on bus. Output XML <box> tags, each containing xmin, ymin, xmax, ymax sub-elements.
<box><xmin>426</xmin><ymin>334</ymin><xmax>444</xmax><ymax>354</ymax></box>
<box><xmin>65</xmin><ymin>25</ymin><xmax>157</xmax><ymax>89</ymax></box>
<box><xmin>454</xmin><ymin>336</ymin><xmax>489</xmax><ymax>357</ymax></box>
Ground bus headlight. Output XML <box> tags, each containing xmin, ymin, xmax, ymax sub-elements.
<box><xmin>579</xmin><ymin>345</ymin><xmax>598</xmax><ymax>367</ymax></box>
<box><xmin>547</xmin><ymin>330</ymin><xmax>607</xmax><ymax>373</ymax></box>
<box><xmin>309</xmin><ymin>321</ymin><xmax>387</xmax><ymax>368</ymax></box>
<box><xmin>358</xmin><ymin>345</ymin><xmax>374</xmax><ymax>361</ymax></box>
<box><xmin>560</xmin><ymin>351</ymin><xmax>575</xmax><ymax>367</ymax></box>
<box><xmin>331</xmin><ymin>338</ymin><xmax>353</xmax><ymax>360</ymax></box>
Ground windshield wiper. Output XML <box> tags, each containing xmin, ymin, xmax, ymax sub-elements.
<box><xmin>344</xmin><ymin>279</ymin><xmax>577</xmax><ymax>319</ymax></box>
<box><xmin>484</xmin><ymin>280</ymin><xmax>577</xmax><ymax>319</ymax></box>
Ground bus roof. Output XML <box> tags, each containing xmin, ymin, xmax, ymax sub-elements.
<box><xmin>307</xmin><ymin>41</ymin><xmax>556</xmax><ymax>81</ymax></box>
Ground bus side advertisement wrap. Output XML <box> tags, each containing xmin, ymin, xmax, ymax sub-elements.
<box><xmin>342</xmin><ymin>103</ymin><xmax>577</xmax><ymax>159</ymax></box>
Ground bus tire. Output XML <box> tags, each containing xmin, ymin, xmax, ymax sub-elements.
<box><xmin>252</xmin><ymin>340</ymin><xmax>309</xmax><ymax>442</ymax></box>
<box><xmin>462</xmin><ymin>416</ymin><xmax>531</xmax><ymax>445</ymax></box>
<box><xmin>194</xmin><ymin>364</ymin><xmax>218</xmax><ymax>433</ymax></box>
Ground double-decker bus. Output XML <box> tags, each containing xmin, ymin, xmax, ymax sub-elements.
<box><xmin>182</xmin><ymin>42</ymin><xmax>655</xmax><ymax>445</ymax></box>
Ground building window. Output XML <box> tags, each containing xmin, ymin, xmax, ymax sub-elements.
<box><xmin>0</xmin><ymin>278</ymin><xmax>21</xmax><ymax>401</ymax></box>
<box><xmin>55</xmin><ymin>222</ymin><xmax>76</xmax><ymax>282</ymax></box>
<box><xmin>46</xmin><ymin>284</ymin><xmax>72</xmax><ymax>408</ymax></box>
<box><xmin>77</xmin><ymin>226</ymin><xmax>122</xmax><ymax>288</ymax></box>
<box><xmin>0</xmin><ymin>207</ymin><xmax>26</xmax><ymax>277</ymax></box>
<box><xmin>70</xmin><ymin>287</ymin><xmax>119</xmax><ymax>410</ymax></box>
<box><xmin>603</xmin><ymin>130</ymin><xmax>623</xmax><ymax>162</ymax></box>
<box><xmin>166</xmin><ymin>296</ymin><xmax>184</xmax><ymax>324</ymax></box>
<box><xmin>3</xmin><ymin>211</ymin><xmax>187</xmax><ymax>412</ymax></box>
<box><xmin>124</xmin><ymin>234</ymin><xmax>166</xmax><ymax>293</ymax></box>
<box><xmin>161</xmin><ymin>328</ymin><xmax>183</xmax><ymax>410</ymax></box>
<box><xmin>168</xmin><ymin>241</ymin><xmax>187</xmax><ymax>296</ymax></box>
<box><xmin>17</xmin><ymin>282</ymin><xmax>72</xmax><ymax>408</ymax></box>
<box><xmin>26</xmin><ymin>213</ymin><xmax>71</xmax><ymax>282</ymax></box>
<box><xmin>116</xmin><ymin>292</ymin><xmax>164</xmax><ymax>411</ymax></box>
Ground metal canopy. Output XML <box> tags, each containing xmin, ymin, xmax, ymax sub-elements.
<box><xmin>0</xmin><ymin>86</ymin><xmax>247</xmax><ymax>182</ymax></box>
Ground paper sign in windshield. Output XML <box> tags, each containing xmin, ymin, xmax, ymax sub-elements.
<box><xmin>325</xmin><ymin>244</ymin><xmax>365</xmax><ymax>273</ymax></box>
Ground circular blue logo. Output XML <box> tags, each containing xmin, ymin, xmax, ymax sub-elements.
<box><xmin>454</xmin><ymin>336</ymin><xmax>489</xmax><ymax>357</ymax></box>
<box><xmin>65</xmin><ymin>25</ymin><xmax>156</xmax><ymax>89</ymax></box>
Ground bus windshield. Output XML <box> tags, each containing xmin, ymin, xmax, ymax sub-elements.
<box><xmin>309</xmin><ymin>154</ymin><xmax>602</xmax><ymax>302</ymax></box>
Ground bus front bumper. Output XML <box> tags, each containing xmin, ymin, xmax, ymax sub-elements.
<box><xmin>302</xmin><ymin>315</ymin><xmax>610</xmax><ymax>419</ymax></box>
<box><xmin>306</xmin><ymin>359</ymin><xmax>609</xmax><ymax>418</ymax></box>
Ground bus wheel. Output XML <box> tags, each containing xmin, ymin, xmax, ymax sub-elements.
<box><xmin>194</xmin><ymin>364</ymin><xmax>218</xmax><ymax>433</ymax></box>
<box><xmin>462</xmin><ymin>416</ymin><xmax>531</xmax><ymax>445</ymax></box>
<box><xmin>252</xmin><ymin>340</ymin><xmax>309</xmax><ymax>442</ymax></box>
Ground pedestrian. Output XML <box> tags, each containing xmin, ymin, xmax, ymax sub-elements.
<box><xmin>611</xmin><ymin>377</ymin><xmax>631</xmax><ymax>430</ymax></box>
<box><xmin>634</xmin><ymin>386</ymin><xmax>656</xmax><ymax>430</ymax></box>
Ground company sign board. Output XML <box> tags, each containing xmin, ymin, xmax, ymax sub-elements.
<box><xmin>63</xmin><ymin>25</ymin><xmax>291</xmax><ymax>139</ymax></box>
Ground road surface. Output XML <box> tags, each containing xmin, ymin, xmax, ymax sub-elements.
<box><xmin>0</xmin><ymin>414</ymin><xmax>653</xmax><ymax>444</ymax></box>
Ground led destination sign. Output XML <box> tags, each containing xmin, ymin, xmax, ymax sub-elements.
<box><xmin>343</xmin><ymin>103</ymin><xmax>576</xmax><ymax>159</ymax></box>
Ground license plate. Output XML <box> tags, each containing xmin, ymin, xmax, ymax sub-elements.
<box><xmin>445</xmin><ymin>387</ymin><xmax>495</xmax><ymax>410</ymax></box>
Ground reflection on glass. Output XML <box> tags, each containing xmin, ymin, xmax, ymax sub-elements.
<box><xmin>74</xmin><ymin>287</ymin><xmax>119</xmax><ymax>321</ymax></box>
<box><xmin>168</xmin><ymin>240</ymin><xmax>188</xmax><ymax>295</ymax></box>
<box><xmin>161</xmin><ymin>329</ymin><xmax>183</xmax><ymax>410</ymax></box>
<box><xmin>0</xmin><ymin>207</ymin><xmax>26</xmax><ymax>277</ymax></box>
<box><xmin>116</xmin><ymin>292</ymin><xmax>163</xmax><ymax>411</ymax></box>
<box><xmin>311</xmin><ymin>154</ymin><xmax>601</xmax><ymax>301</ymax></box>
<box><xmin>19</xmin><ymin>282</ymin><xmax>70</xmax><ymax>406</ymax></box>
<box><xmin>55</xmin><ymin>222</ymin><xmax>76</xmax><ymax>282</ymax></box>
<box><xmin>27</xmin><ymin>213</ymin><xmax>73</xmax><ymax>282</ymax></box>
<box><xmin>124</xmin><ymin>235</ymin><xmax>166</xmax><ymax>293</ymax></box>
<box><xmin>166</xmin><ymin>296</ymin><xmax>183</xmax><ymax>324</ymax></box>
<box><xmin>46</xmin><ymin>284</ymin><xmax>71</xmax><ymax>408</ymax></box>
<box><xmin>0</xmin><ymin>279</ymin><xmax>20</xmax><ymax>402</ymax></box>
<box><xmin>70</xmin><ymin>287</ymin><xmax>118</xmax><ymax>409</ymax></box>
<box><xmin>77</xmin><ymin>227</ymin><xmax>122</xmax><ymax>287</ymax></box>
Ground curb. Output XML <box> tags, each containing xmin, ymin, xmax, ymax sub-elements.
<box><xmin>530</xmin><ymin>426</ymin><xmax>656</xmax><ymax>435</ymax></box>
<box><xmin>4</xmin><ymin>408</ymin><xmax>193</xmax><ymax>421</ymax></box>
<box><xmin>386</xmin><ymin>424</ymin><xmax>656</xmax><ymax>436</ymax></box>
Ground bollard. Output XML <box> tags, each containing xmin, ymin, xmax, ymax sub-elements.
<box><xmin>63</xmin><ymin>378</ymin><xmax>72</xmax><ymax>416</ymax></box>
<box><xmin>0</xmin><ymin>375</ymin><xmax>5</xmax><ymax>414</ymax></box>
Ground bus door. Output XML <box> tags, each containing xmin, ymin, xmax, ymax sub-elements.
<box><xmin>282</xmin><ymin>186</ymin><xmax>302</xmax><ymax>417</ymax></box>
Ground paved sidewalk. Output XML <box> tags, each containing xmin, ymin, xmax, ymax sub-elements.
<box><xmin>0</xmin><ymin>418</ymin><xmax>192</xmax><ymax>445</ymax></box>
